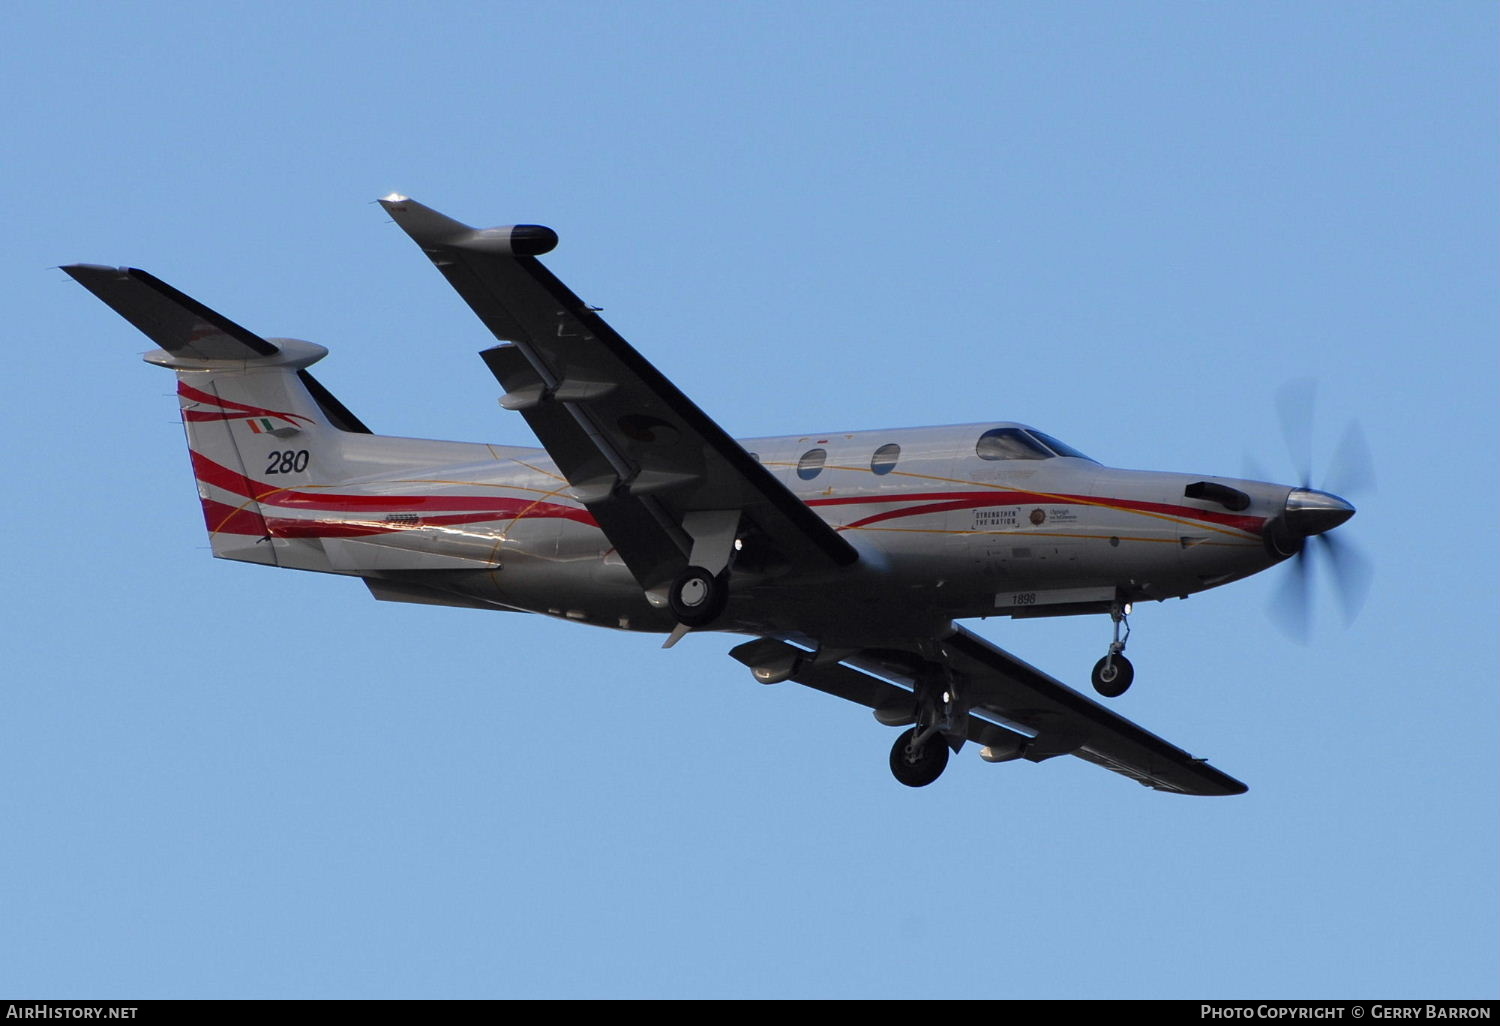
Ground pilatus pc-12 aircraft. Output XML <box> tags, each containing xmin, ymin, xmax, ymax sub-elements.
<box><xmin>65</xmin><ymin>195</ymin><xmax>1366</xmax><ymax>795</ymax></box>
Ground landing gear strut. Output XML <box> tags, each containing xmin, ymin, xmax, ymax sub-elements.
<box><xmin>663</xmin><ymin>510</ymin><xmax>741</xmax><ymax>629</ymax></box>
<box><xmin>887</xmin><ymin>670</ymin><xmax>964</xmax><ymax>787</ymax></box>
<box><xmin>1091</xmin><ymin>601</ymin><xmax>1134</xmax><ymax>698</ymax></box>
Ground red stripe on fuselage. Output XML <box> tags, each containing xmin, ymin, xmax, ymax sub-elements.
<box><xmin>193</xmin><ymin>450</ymin><xmax>1261</xmax><ymax>540</ymax></box>
<box><xmin>807</xmin><ymin>489</ymin><xmax>1265</xmax><ymax>534</ymax></box>
<box><xmin>199</xmin><ymin>497</ymin><xmax>271</xmax><ymax>536</ymax></box>
<box><xmin>189</xmin><ymin>451</ymin><xmax>596</xmax><ymax>525</ymax></box>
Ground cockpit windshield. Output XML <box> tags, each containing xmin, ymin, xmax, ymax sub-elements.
<box><xmin>1026</xmin><ymin>429</ymin><xmax>1095</xmax><ymax>462</ymax></box>
<box><xmin>975</xmin><ymin>427</ymin><xmax>1096</xmax><ymax>462</ymax></box>
<box><xmin>975</xmin><ymin>428</ymin><xmax>1051</xmax><ymax>461</ymax></box>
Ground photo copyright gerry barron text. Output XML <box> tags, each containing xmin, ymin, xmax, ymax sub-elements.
<box><xmin>1202</xmin><ymin>1008</ymin><xmax>1491</xmax><ymax>1020</ymax></box>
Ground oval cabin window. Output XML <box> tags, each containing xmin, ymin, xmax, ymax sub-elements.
<box><xmin>870</xmin><ymin>443</ymin><xmax>900</xmax><ymax>475</ymax></box>
<box><xmin>797</xmin><ymin>448</ymin><xmax>827</xmax><ymax>480</ymax></box>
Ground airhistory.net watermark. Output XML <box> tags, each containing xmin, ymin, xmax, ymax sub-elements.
<box><xmin>5</xmin><ymin>1007</ymin><xmax>138</xmax><ymax>1020</ymax></box>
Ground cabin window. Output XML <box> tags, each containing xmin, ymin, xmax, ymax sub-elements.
<box><xmin>797</xmin><ymin>448</ymin><xmax>827</xmax><ymax>480</ymax></box>
<box><xmin>976</xmin><ymin>428</ymin><xmax>1052</xmax><ymax>461</ymax></box>
<box><xmin>870</xmin><ymin>443</ymin><xmax>900</xmax><ymax>475</ymax></box>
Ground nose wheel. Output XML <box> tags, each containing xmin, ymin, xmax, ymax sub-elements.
<box><xmin>1091</xmin><ymin>653</ymin><xmax>1134</xmax><ymax>697</ymax></box>
<box><xmin>1091</xmin><ymin>601</ymin><xmax>1134</xmax><ymax>698</ymax></box>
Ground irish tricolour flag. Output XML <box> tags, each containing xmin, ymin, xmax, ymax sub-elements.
<box><xmin>246</xmin><ymin>417</ymin><xmax>278</xmax><ymax>433</ymax></box>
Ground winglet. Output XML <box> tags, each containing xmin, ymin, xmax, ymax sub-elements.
<box><xmin>377</xmin><ymin>194</ymin><xmax>558</xmax><ymax>256</ymax></box>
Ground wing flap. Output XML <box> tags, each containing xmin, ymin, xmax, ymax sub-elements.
<box><xmin>729</xmin><ymin>638</ymin><xmax>1053</xmax><ymax>757</ymax></box>
<box><xmin>730</xmin><ymin>638</ymin><xmax>912</xmax><ymax>714</ymax></box>
<box><xmin>481</xmin><ymin>344</ymin><xmax>690</xmax><ymax>585</ymax></box>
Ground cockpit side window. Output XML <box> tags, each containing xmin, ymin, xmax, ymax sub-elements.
<box><xmin>1025</xmin><ymin>429</ymin><xmax>1096</xmax><ymax>462</ymax></box>
<box><xmin>976</xmin><ymin>428</ymin><xmax>1052</xmax><ymax>461</ymax></box>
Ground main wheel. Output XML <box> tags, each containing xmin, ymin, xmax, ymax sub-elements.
<box><xmin>667</xmin><ymin>565</ymin><xmax>727</xmax><ymax>627</ymax></box>
<box><xmin>889</xmin><ymin>727</ymin><xmax>949</xmax><ymax>788</ymax></box>
<box><xmin>1091</xmin><ymin>654</ymin><xmax>1134</xmax><ymax>698</ymax></box>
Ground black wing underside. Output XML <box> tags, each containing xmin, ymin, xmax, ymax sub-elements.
<box><xmin>730</xmin><ymin>628</ymin><xmax>1247</xmax><ymax>796</ymax></box>
<box><xmin>379</xmin><ymin>196</ymin><xmax>855</xmax><ymax>591</ymax></box>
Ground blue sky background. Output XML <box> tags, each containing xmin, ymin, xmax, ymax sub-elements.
<box><xmin>2</xmin><ymin>2</ymin><xmax>1494</xmax><ymax>999</ymax></box>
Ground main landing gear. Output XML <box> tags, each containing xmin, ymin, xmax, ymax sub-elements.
<box><xmin>890</xmin><ymin>727</ymin><xmax>949</xmax><ymax>787</ymax></box>
<box><xmin>1091</xmin><ymin>601</ymin><xmax>1134</xmax><ymax>698</ymax></box>
<box><xmin>666</xmin><ymin>565</ymin><xmax>728</xmax><ymax>627</ymax></box>
<box><xmin>888</xmin><ymin>671</ymin><xmax>964</xmax><ymax>787</ymax></box>
<box><xmin>661</xmin><ymin>510</ymin><xmax>741</xmax><ymax>631</ymax></box>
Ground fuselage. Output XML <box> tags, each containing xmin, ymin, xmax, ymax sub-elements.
<box><xmin>264</xmin><ymin>420</ymin><xmax>1309</xmax><ymax>644</ymax></box>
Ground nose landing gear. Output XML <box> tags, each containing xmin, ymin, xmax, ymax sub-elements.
<box><xmin>1091</xmin><ymin>602</ymin><xmax>1134</xmax><ymax>698</ymax></box>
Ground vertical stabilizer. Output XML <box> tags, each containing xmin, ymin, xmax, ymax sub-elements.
<box><xmin>65</xmin><ymin>265</ymin><xmax>361</xmax><ymax>571</ymax></box>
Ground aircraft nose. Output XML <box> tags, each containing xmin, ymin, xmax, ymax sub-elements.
<box><xmin>1284</xmin><ymin>487</ymin><xmax>1356</xmax><ymax>537</ymax></box>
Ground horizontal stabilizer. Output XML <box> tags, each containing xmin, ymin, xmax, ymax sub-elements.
<box><xmin>62</xmin><ymin>264</ymin><xmax>279</xmax><ymax>360</ymax></box>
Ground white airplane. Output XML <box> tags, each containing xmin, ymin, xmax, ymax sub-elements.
<box><xmin>65</xmin><ymin>195</ymin><xmax>1365</xmax><ymax>794</ymax></box>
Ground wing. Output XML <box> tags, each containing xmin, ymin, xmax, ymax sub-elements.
<box><xmin>378</xmin><ymin>195</ymin><xmax>856</xmax><ymax>591</ymax></box>
<box><xmin>730</xmin><ymin>627</ymin><xmax>1247</xmax><ymax>796</ymax></box>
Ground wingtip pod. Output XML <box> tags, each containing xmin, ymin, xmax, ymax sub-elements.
<box><xmin>377</xmin><ymin>194</ymin><xmax>557</xmax><ymax>256</ymax></box>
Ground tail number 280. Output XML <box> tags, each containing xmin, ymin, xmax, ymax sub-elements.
<box><xmin>265</xmin><ymin>450</ymin><xmax>310</xmax><ymax>474</ymax></box>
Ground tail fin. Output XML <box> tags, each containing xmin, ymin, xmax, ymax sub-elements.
<box><xmin>64</xmin><ymin>265</ymin><xmax>370</xmax><ymax>570</ymax></box>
